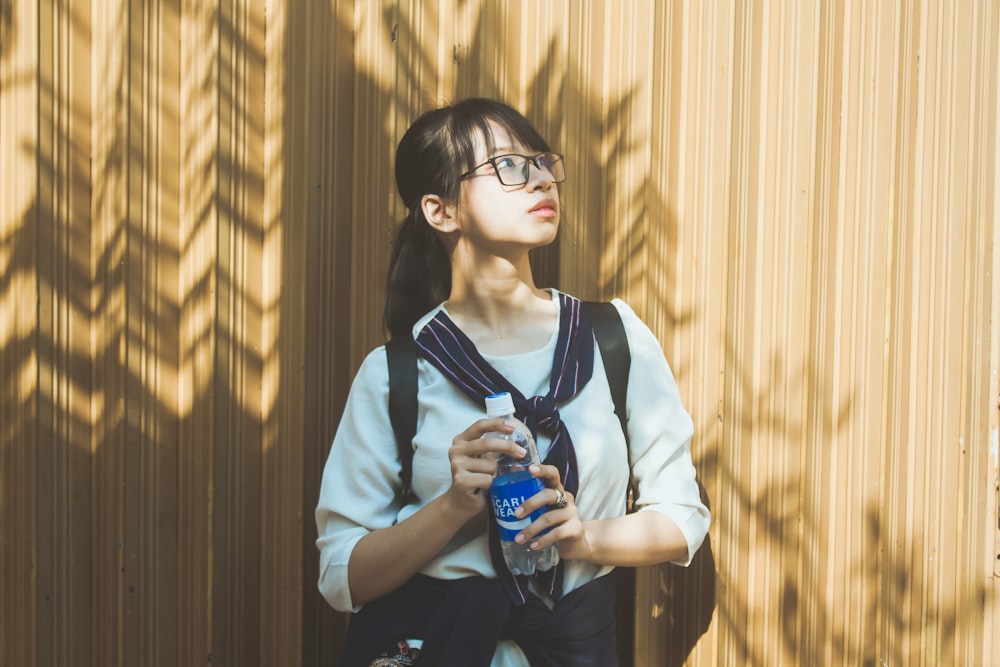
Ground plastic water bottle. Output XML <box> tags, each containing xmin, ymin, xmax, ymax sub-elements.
<box><xmin>484</xmin><ymin>392</ymin><xmax>559</xmax><ymax>576</ymax></box>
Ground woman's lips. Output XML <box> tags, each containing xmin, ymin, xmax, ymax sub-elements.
<box><xmin>530</xmin><ymin>200</ymin><xmax>558</xmax><ymax>217</ymax></box>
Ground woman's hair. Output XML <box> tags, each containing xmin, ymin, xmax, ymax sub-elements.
<box><xmin>384</xmin><ymin>98</ymin><xmax>553</xmax><ymax>338</ymax></box>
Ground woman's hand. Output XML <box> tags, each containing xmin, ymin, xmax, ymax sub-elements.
<box><xmin>510</xmin><ymin>464</ymin><xmax>692</xmax><ymax>568</ymax></box>
<box><xmin>511</xmin><ymin>464</ymin><xmax>594</xmax><ymax>562</ymax></box>
<box><xmin>445</xmin><ymin>418</ymin><xmax>526</xmax><ymax>519</ymax></box>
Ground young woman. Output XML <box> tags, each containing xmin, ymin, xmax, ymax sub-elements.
<box><xmin>316</xmin><ymin>98</ymin><xmax>710</xmax><ymax>666</ymax></box>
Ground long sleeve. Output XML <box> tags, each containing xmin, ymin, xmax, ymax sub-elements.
<box><xmin>315</xmin><ymin>348</ymin><xmax>403</xmax><ymax>612</ymax></box>
<box><xmin>611</xmin><ymin>299</ymin><xmax>710</xmax><ymax>565</ymax></box>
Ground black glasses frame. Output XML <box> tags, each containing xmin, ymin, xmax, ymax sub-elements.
<box><xmin>460</xmin><ymin>152</ymin><xmax>566</xmax><ymax>186</ymax></box>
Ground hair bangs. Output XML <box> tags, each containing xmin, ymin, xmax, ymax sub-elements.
<box><xmin>448</xmin><ymin>99</ymin><xmax>552</xmax><ymax>178</ymax></box>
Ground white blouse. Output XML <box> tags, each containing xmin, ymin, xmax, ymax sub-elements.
<box><xmin>316</xmin><ymin>291</ymin><xmax>710</xmax><ymax>665</ymax></box>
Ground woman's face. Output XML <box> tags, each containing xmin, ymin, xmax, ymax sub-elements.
<box><xmin>454</xmin><ymin>124</ymin><xmax>561</xmax><ymax>255</ymax></box>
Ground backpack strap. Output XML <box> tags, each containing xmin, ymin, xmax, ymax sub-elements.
<box><xmin>386</xmin><ymin>334</ymin><xmax>418</xmax><ymax>501</ymax></box>
<box><xmin>582</xmin><ymin>301</ymin><xmax>630</xmax><ymax>447</ymax></box>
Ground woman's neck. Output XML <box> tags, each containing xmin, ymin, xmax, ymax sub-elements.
<box><xmin>445</xmin><ymin>271</ymin><xmax>557</xmax><ymax>356</ymax></box>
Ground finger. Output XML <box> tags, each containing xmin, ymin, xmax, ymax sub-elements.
<box><xmin>527</xmin><ymin>463</ymin><xmax>562</xmax><ymax>487</ymax></box>
<box><xmin>527</xmin><ymin>525</ymin><xmax>570</xmax><ymax>551</ymax></box>
<box><xmin>515</xmin><ymin>483</ymin><xmax>571</xmax><ymax>518</ymax></box>
<box><xmin>515</xmin><ymin>509</ymin><xmax>575</xmax><ymax>548</ymax></box>
<box><xmin>454</xmin><ymin>418</ymin><xmax>514</xmax><ymax>444</ymax></box>
<box><xmin>458</xmin><ymin>432</ymin><xmax>527</xmax><ymax>461</ymax></box>
<box><xmin>451</xmin><ymin>420</ymin><xmax>519</xmax><ymax>456</ymax></box>
<box><xmin>450</xmin><ymin>454</ymin><xmax>499</xmax><ymax>477</ymax></box>
<box><xmin>518</xmin><ymin>523</ymin><xmax>560</xmax><ymax>550</ymax></box>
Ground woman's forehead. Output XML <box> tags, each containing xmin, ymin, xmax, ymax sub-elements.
<box><xmin>474</xmin><ymin>122</ymin><xmax>525</xmax><ymax>157</ymax></box>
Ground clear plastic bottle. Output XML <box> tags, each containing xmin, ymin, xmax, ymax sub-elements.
<box><xmin>484</xmin><ymin>392</ymin><xmax>559</xmax><ymax>576</ymax></box>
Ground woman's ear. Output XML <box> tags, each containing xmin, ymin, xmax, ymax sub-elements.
<box><xmin>421</xmin><ymin>194</ymin><xmax>460</xmax><ymax>234</ymax></box>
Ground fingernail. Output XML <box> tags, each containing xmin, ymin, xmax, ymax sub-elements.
<box><xmin>515</xmin><ymin>533</ymin><xmax>525</xmax><ymax>544</ymax></box>
<box><xmin>514</xmin><ymin>507</ymin><xmax>524</xmax><ymax>518</ymax></box>
<box><xmin>529</xmin><ymin>464</ymin><xmax>540</xmax><ymax>474</ymax></box>
<box><xmin>516</xmin><ymin>447</ymin><xmax>527</xmax><ymax>458</ymax></box>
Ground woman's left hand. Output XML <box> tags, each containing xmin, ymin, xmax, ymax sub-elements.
<box><xmin>512</xmin><ymin>464</ymin><xmax>593</xmax><ymax>562</ymax></box>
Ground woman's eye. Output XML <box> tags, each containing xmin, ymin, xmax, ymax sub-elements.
<box><xmin>494</xmin><ymin>156</ymin><xmax>518</xmax><ymax>169</ymax></box>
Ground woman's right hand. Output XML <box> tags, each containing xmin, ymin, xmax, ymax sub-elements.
<box><xmin>446</xmin><ymin>418</ymin><xmax>526</xmax><ymax>518</ymax></box>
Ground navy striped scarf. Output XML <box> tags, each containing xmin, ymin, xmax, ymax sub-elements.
<box><xmin>415</xmin><ymin>292</ymin><xmax>596</xmax><ymax>605</ymax></box>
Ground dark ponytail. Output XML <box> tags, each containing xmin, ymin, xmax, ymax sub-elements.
<box><xmin>384</xmin><ymin>206</ymin><xmax>451</xmax><ymax>339</ymax></box>
<box><xmin>383</xmin><ymin>98</ymin><xmax>553</xmax><ymax>338</ymax></box>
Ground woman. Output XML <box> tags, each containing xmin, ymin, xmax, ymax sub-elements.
<box><xmin>316</xmin><ymin>98</ymin><xmax>710</xmax><ymax>666</ymax></box>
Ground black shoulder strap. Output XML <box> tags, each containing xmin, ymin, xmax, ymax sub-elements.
<box><xmin>582</xmin><ymin>301</ymin><xmax>630</xmax><ymax>445</ymax></box>
<box><xmin>385</xmin><ymin>301</ymin><xmax>631</xmax><ymax>500</ymax></box>
<box><xmin>386</xmin><ymin>335</ymin><xmax>418</xmax><ymax>501</ymax></box>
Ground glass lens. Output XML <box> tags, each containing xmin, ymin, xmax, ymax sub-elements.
<box><xmin>536</xmin><ymin>153</ymin><xmax>565</xmax><ymax>182</ymax></box>
<box><xmin>493</xmin><ymin>155</ymin><xmax>527</xmax><ymax>185</ymax></box>
<box><xmin>491</xmin><ymin>153</ymin><xmax>565</xmax><ymax>185</ymax></box>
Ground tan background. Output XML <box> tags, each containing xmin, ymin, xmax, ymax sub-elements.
<box><xmin>2</xmin><ymin>1</ymin><xmax>998</xmax><ymax>665</ymax></box>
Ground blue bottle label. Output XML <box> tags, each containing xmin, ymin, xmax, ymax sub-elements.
<box><xmin>490</xmin><ymin>474</ymin><xmax>547</xmax><ymax>541</ymax></box>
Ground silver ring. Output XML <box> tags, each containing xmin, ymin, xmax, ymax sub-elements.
<box><xmin>553</xmin><ymin>489</ymin><xmax>568</xmax><ymax>509</ymax></box>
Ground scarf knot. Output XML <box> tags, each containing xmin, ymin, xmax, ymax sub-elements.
<box><xmin>524</xmin><ymin>395</ymin><xmax>559</xmax><ymax>436</ymax></box>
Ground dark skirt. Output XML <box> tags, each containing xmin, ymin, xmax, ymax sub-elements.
<box><xmin>340</xmin><ymin>571</ymin><xmax>620</xmax><ymax>667</ymax></box>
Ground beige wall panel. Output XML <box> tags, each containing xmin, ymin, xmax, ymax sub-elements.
<box><xmin>281</xmin><ymin>1</ymin><xmax>358</xmax><ymax>664</ymax></box>
<box><xmin>722</xmin><ymin>3</ymin><xmax>820</xmax><ymax>663</ymax></box>
<box><xmin>876</xmin><ymin>2</ymin><xmax>995</xmax><ymax>665</ymax></box>
<box><xmin>176</xmin><ymin>0</ymin><xmax>218</xmax><ymax>663</ymax></box>
<box><xmin>211</xmin><ymin>0</ymin><xmax>267</xmax><ymax>663</ymax></box>
<box><xmin>35</xmin><ymin>1</ymin><xmax>97</xmax><ymax>665</ymax></box>
<box><xmin>91</xmin><ymin>1</ymin><xmax>129</xmax><ymax>666</ymax></box>
<box><xmin>121</xmin><ymin>1</ymin><xmax>185</xmax><ymax>664</ymax></box>
<box><xmin>984</xmin><ymin>1</ymin><xmax>1000</xmax><ymax>656</ymax></box>
<box><xmin>261</xmin><ymin>3</ymin><xmax>296</xmax><ymax>665</ymax></box>
<box><xmin>1</xmin><ymin>0</ymin><xmax>40</xmax><ymax>665</ymax></box>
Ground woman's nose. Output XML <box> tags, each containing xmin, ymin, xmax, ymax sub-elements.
<box><xmin>525</xmin><ymin>161</ymin><xmax>555</xmax><ymax>190</ymax></box>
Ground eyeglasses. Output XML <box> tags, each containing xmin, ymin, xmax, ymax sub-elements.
<box><xmin>461</xmin><ymin>152</ymin><xmax>566</xmax><ymax>186</ymax></box>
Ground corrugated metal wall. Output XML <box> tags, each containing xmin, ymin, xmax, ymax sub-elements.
<box><xmin>2</xmin><ymin>1</ymin><xmax>998</xmax><ymax>665</ymax></box>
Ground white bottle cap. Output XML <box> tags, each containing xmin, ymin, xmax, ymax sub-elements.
<box><xmin>484</xmin><ymin>392</ymin><xmax>515</xmax><ymax>418</ymax></box>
